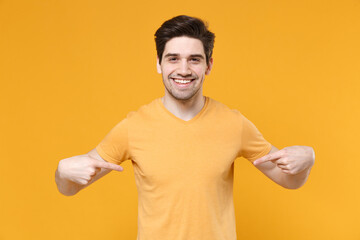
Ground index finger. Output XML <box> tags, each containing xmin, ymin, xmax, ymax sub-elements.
<box><xmin>93</xmin><ymin>161</ymin><xmax>124</xmax><ymax>171</ymax></box>
<box><xmin>253</xmin><ymin>150</ymin><xmax>283</xmax><ymax>165</ymax></box>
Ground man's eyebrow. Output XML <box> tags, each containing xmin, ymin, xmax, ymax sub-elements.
<box><xmin>164</xmin><ymin>53</ymin><xmax>179</xmax><ymax>58</ymax></box>
<box><xmin>189</xmin><ymin>54</ymin><xmax>205</xmax><ymax>59</ymax></box>
<box><xmin>163</xmin><ymin>53</ymin><xmax>205</xmax><ymax>59</ymax></box>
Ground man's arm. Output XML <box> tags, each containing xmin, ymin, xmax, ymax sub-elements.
<box><xmin>55</xmin><ymin>148</ymin><xmax>123</xmax><ymax>196</ymax></box>
<box><xmin>252</xmin><ymin>145</ymin><xmax>315</xmax><ymax>189</ymax></box>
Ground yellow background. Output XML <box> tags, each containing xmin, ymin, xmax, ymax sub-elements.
<box><xmin>1</xmin><ymin>0</ymin><xmax>359</xmax><ymax>239</ymax></box>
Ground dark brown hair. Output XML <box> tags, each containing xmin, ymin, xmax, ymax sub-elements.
<box><xmin>154</xmin><ymin>15</ymin><xmax>215</xmax><ymax>65</ymax></box>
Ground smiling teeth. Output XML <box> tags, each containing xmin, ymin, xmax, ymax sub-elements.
<box><xmin>174</xmin><ymin>79</ymin><xmax>192</xmax><ymax>83</ymax></box>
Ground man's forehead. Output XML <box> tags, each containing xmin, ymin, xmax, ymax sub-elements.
<box><xmin>163</xmin><ymin>36</ymin><xmax>205</xmax><ymax>57</ymax></box>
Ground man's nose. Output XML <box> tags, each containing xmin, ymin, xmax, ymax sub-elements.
<box><xmin>178</xmin><ymin>60</ymin><xmax>192</xmax><ymax>76</ymax></box>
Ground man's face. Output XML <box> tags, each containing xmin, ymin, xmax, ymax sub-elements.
<box><xmin>157</xmin><ymin>36</ymin><xmax>213</xmax><ymax>101</ymax></box>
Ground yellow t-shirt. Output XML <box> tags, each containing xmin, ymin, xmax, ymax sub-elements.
<box><xmin>96</xmin><ymin>96</ymin><xmax>272</xmax><ymax>240</ymax></box>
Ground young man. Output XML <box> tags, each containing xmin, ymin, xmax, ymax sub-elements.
<box><xmin>55</xmin><ymin>15</ymin><xmax>315</xmax><ymax>240</ymax></box>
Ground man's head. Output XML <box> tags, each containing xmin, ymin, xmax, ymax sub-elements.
<box><xmin>154</xmin><ymin>15</ymin><xmax>215</xmax><ymax>101</ymax></box>
<box><xmin>155</xmin><ymin>15</ymin><xmax>215</xmax><ymax>66</ymax></box>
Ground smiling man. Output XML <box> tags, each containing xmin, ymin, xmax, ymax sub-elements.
<box><xmin>158</xmin><ymin>36</ymin><xmax>212</xmax><ymax>121</ymax></box>
<box><xmin>55</xmin><ymin>15</ymin><xmax>315</xmax><ymax>240</ymax></box>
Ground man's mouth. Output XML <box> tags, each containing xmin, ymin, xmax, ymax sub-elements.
<box><xmin>171</xmin><ymin>78</ymin><xmax>195</xmax><ymax>87</ymax></box>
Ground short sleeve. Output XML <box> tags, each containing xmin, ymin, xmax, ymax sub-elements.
<box><xmin>95</xmin><ymin>118</ymin><xmax>131</xmax><ymax>165</ymax></box>
<box><xmin>239</xmin><ymin>114</ymin><xmax>272</xmax><ymax>162</ymax></box>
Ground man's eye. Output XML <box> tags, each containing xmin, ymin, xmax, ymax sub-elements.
<box><xmin>169</xmin><ymin>57</ymin><xmax>177</xmax><ymax>61</ymax></box>
<box><xmin>190</xmin><ymin>58</ymin><xmax>200</xmax><ymax>62</ymax></box>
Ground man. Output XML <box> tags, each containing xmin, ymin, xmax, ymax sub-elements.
<box><xmin>55</xmin><ymin>15</ymin><xmax>315</xmax><ymax>240</ymax></box>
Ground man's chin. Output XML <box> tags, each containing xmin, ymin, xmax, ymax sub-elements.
<box><xmin>169</xmin><ymin>90</ymin><xmax>201</xmax><ymax>102</ymax></box>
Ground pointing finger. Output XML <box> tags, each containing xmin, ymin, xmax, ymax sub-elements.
<box><xmin>253</xmin><ymin>150</ymin><xmax>283</xmax><ymax>165</ymax></box>
<box><xmin>93</xmin><ymin>161</ymin><xmax>124</xmax><ymax>171</ymax></box>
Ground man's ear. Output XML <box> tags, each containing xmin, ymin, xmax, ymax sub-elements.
<box><xmin>156</xmin><ymin>57</ymin><xmax>162</xmax><ymax>74</ymax></box>
<box><xmin>205</xmin><ymin>58</ymin><xmax>213</xmax><ymax>75</ymax></box>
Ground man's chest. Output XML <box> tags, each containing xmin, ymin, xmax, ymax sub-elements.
<box><xmin>128</xmin><ymin>122</ymin><xmax>241</xmax><ymax>186</ymax></box>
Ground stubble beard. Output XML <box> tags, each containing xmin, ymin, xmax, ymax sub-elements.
<box><xmin>162</xmin><ymin>75</ymin><xmax>203</xmax><ymax>101</ymax></box>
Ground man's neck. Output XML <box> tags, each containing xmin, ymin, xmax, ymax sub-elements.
<box><xmin>161</xmin><ymin>92</ymin><xmax>205</xmax><ymax>121</ymax></box>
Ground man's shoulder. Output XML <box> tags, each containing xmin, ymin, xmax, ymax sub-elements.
<box><xmin>208</xmin><ymin>97</ymin><xmax>243</xmax><ymax>117</ymax></box>
<box><xmin>125</xmin><ymin>97</ymin><xmax>161</xmax><ymax>120</ymax></box>
<box><xmin>205</xmin><ymin>97</ymin><xmax>246</xmax><ymax>134</ymax></box>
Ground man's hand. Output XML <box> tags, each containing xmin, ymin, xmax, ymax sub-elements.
<box><xmin>57</xmin><ymin>155</ymin><xmax>123</xmax><ymax>185</ymax></box>
<box><xmin>253</xmin><ymin>145</ymin><xmax>315</xmax><ymax>175</ymax></box>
